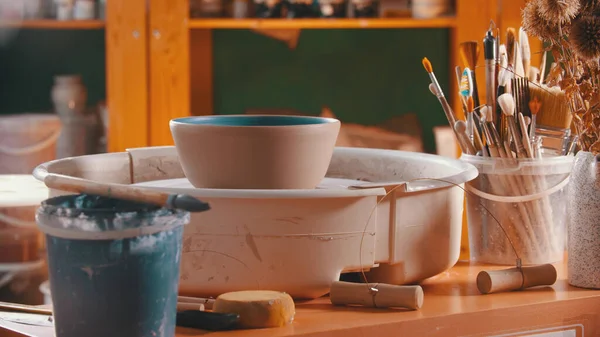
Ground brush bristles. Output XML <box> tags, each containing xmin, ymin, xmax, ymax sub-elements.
<box><xmin>485</xmin><ymin>106</ymin><xmax>494</xmax><ymax>121</ymax></box>
<box><xmin>499</xmin><ymin>44</ymin><xmax>508</xmax><ymax>69</ymax></box>
<box><xmin>519</xmin><ymin>27</ymin><xmax>531</xmax><ymax>60</ymax></box>
<box><xmin>454</xmin><ymin>120</ymin><xmax>467</xmax><ymax>133</ymax></box>
<box><xmin>480</xmin><ymin>106</ymin><xmax>488</xmax><ymax>121</ymax></box>
<box><xmin>530</xmin><ymin>84</ymin><xmax>572</xmax><ymax>128</ymax></box>
<box><xmin>498</xmin><ymin>68</ymin><xmax>510</xmax><ymax>87</ymax></box>
<box><xmin>460</xmin><ymin>68</ymin><xmax>473</xmax><ymax>96</ymax></box>
<box><xmin>498</xmin><ymin>93</ymin><xmax>516</xmax><ymax>116</ymax></box>
<box><xmin>506</xmin><ymin>28</ymin><xmax>516</xmax><ymax>64</ymax></box>
<box><xmin>422</xmin><ymin>57</ymin><xmax>433</xmax><ymax>73</ymax></box>
<box><xmin>428</xmin><ymin>83</ymin><xmax>438</xmax><ymax>96</ymax></box>
<box><xmin>459</xmin><ymin>41</ymin><xmax>479</xmax><ymax>68</ymax></box>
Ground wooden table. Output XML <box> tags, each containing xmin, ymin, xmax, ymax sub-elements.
<box><xmin>177</xmin><ymin>259</ymin><xmax>600</xmax><ymax>337</ymax></box>
<box><xmin>2</xmin><ymin>258</ymin><xmax>599</xmax><ymax>337</ymax></box>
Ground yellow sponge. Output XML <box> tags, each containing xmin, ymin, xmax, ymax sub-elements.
<box><xmin>213</xmin><ymin>290</ymin><xmax>296</xmax><ymax>329</ymax></box>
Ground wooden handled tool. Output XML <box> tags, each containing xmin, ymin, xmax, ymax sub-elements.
<box><xmin>477</xmin><ymin>264</ymin><xmax>557</xmax><ymax>294</ymax></box>
<box><xmin>43</xmin><ymin>173</ymin><xmax>211</xmax><ymax>213</ymax></box>
<box><xmin>330</xmin><ymin>281</ymin><xmax>424</xmax><ymax>310</ymax></box>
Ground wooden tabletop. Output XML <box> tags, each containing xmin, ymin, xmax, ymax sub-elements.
<box><xmin>177</xmin><ymin>258</ymin><xmax>600</xmax><ymax>337</ymax></box>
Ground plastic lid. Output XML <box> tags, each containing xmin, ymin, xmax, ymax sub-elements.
<box><xmin>0</xmin><ymin>175</ymin><xmax>49</xmax><ymax>207</ymax></box>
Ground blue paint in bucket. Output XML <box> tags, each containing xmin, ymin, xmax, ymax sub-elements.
<box><xmin>36</xmin><ymin>194</ymin><xmax>192</xmax><ymax>337</ymax></box>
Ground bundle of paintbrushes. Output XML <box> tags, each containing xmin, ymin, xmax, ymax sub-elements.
<box><xmin>422</xmin><ymin>22</ymin><xmax>575</xmax><ymax>266</ymax></box>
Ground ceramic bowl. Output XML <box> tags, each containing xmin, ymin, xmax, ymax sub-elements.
<box><xmin>169</xmin><ymin>115</ymin><xmax>341</xmax><ymax>189</ymax></box>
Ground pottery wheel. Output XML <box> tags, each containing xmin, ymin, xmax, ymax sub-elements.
<box><xmin>133</xmin><ymin>177</ymin><xmax>366</xmax><ymax>190</ymax></box>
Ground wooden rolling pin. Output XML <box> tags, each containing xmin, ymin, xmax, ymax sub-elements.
<box><xmin>330</xmin><ymin>281</ymin><xmax>424</xmax><ymax>310</ymax></box>
<box><xmin>477</xmin><ymin>264</ymin><xmax>557</xmax><ymax>294</ymax></box>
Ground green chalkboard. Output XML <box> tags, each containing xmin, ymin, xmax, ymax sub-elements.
<box><xmin>213</xmin><ymin>29</ymin><xmax>451</xmax><ymax>153</ymax></box>
<box><xmin>0</xmin><ymin>29</ymin><xmax>105</xmax><ymax>114</ymax></box>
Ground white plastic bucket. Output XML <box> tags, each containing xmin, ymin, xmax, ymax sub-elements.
<box><xmin>0</xmin><ymin>259</ymin><xmax>46</xmax><ymax>304</ymax></box>
<box><xmin>0</xmin><ymin>114</ymin><xmax>61</xmax><ymax>174</ymax></box>
<box><xmin>39</xmin><ymin>280</ymin><xmax>52</xmax><ymax>305</ymax></box>
<box><xmin>461</xmin><ymin>154</ymin><xmax>574</xmax><ymax>265</ymax></box>
<box><xmin>0</xmin><ymin>175</ymin><xmax>50</xmax><ymax>263</ymax></box>
<box><xmin>56</xmin><ymin>113</ymin><xmax>101</xmax><ymax>159</ymax></box>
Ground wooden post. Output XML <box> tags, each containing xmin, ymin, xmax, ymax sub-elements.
<box><xmin>105</xmin><ymin>0</ymin><xmax>149</xmax><ymax>152</ymax></box>
<box><xmin>148</xmin><ymin>0</ymin><xmax>192</xmax><ymax>146</ymax></box>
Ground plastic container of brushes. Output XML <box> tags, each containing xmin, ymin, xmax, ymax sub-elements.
<box><xmin>461</xmin><ymin>154</ymin><xmax>574</xmax><ymax>265</ymax></box>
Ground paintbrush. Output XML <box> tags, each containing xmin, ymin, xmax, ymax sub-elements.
<box><xmin>454</xmin><ymin>120</ymin><xmax>477</xmax><ymax>155</ymax></box>
<box><xmin>43</xmin><ymin>174</ymin><xmax>211</xmax><ymax>213</ymax></box>
<box><xmin>460</xmin><ymin>68</ymin><xmax>474</xmax><ymax>137</ymax></box>
<box><xmin>496</xmin><ymin>68</ymin><xmax>510</xmax><ymax>139</ymax></box>
<box><xmin>539</xmin><ymin>50</ymin><xmax>547</xmax><ymax>84</ymax></box>
<box><xmin>423</xmin><ymin>58</ymin><xmax>457</xmax><ymax>127</ymax></box>
<box><xmin>529</xmin><ymin>84</ymin><xmax>571</xmax><ymax>130</ymax></box>
<box><xmin>529</xmin><ymin>67</ymin><xmax>540</xmax><ymax>84</ymax></box>
<box><xmin>459</xmin><ymin>41</ymin><xmax>481</xmax><ymax>116</ymax></box>
<box><xmin>506</xmin><ymin>28</ymin><xmax>517</xmax><ymax>71</ymax></box>
<box><xmin>529</xmin><ymin>94</ymin><xmax>541</xmax><ymax>141</ymax></box>
<box><xmin>518</xmin><ymin>112</ymin><xmax>534</xmax><ymax>158</ymax></box>
<box><xmin>484</xmin><ymin>27</ymin><xmax>497</xmax><ymax>118</ymax></box>
<box><xmin>499</xmin><ymin>93</ymin><xmax>528</xmax><ymax>158</ymax></box>
<box><xmin>519</xmin><ymin>27</ymin><xmax>531</xmax><ymax>79</ymax></box>
<box><xmin>514</xmin><ymin>41</ymin><xmax>525</xmax><ymax>79</ymax></box>
<box><xmin>455</xmin><ymin>66</ymin><xmax>468</xmax><ymax>113</ymax></box>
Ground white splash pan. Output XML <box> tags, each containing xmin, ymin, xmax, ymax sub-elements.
<box><xmin>33</xmin><ymin>146</ymin><xmax>477</xmax><ymax>299</ymax></box>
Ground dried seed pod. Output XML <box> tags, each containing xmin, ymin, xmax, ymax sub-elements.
<box><xmin>589</xmin><ymin>140</ymin><xmax>600</xmax><ymax>154</ymax></box>
<box><xmin>570</xmin><ymin>15</ymin><xmax>600</xmax><ymax>60</ymax></box>
<box><xmin>522</xmin><ymin>0</ymin><xmax>565</xmax><ymax>41</ymax></box>
<box><xmin>539</xmin><ymin>0</ymin><xmax>581</xmax><ymax>24</ymax></box>
<box><xmin>580</xmin><ymin>0</ymin><xmax>600</xmax><ymax>12</ymax></box>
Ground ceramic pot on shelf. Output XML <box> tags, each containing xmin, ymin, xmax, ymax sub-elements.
<box><xmin>54</xmin><ymin>0</ymin><xmax>74</xmax><ymax>20</ymax></box>
<box><xmin>568</xmin><ymin>151</ymin><xmax>600</xmax><ymax>289</ymax></box>
<box><xmin>51</xmin><ymin>74</ymin><xmax>87</xmax><ymax>118</ymax></box>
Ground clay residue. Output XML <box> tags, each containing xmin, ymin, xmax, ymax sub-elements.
<box><xmin>245</xmin><ymin>232</ymin><xmax>263</xmax><ymax>262</ymax></box>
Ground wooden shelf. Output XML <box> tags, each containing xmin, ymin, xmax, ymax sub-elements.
<box><xmin>0</xmin><ymin>19</ymin><xmax>104</xmax><ymax>29</ymax></box>
<box><xmin>188</xmin><ymin>17</ymin><xmax>456</xmax><ymax>29</ymax></box>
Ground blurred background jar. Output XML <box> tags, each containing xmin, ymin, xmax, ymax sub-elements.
<box><xmin>287</xmin><ymin>0</ymin><xmax>319</xmax><ymax>18</ymax></box>
<box><xmin>190</xmin><ymin>0</ymin><xmax>225</xmax><ymax>18</ymax></box>
<box><xmin>350</xmin><ymin>0</ymin><xmax>379</xmax><ymax>17</ymax></box>
<box><xmin>73</xmin><ymin>0</ymin><xmax>95</xmax><ymax>20</ymax></box>
<box><xmin>318</xmin><ymin>0</ymin><xmax>347</xmax><ymax>18</ymax></box>
<box><xmin>253</xmin><ymin>0</ymin><xmax>288</xmax><ymax>18</ymax></box>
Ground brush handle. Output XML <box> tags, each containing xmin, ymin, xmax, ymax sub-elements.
<box><xmin>485</xmin><ymin>60</ymin><xmax>496</xmax><ymax>118</ymax></box>
<box><xmin>454</xmin><ymin>121</ymin><xmax>477</xmax><ymax>155</ymax></box>
<box><xmin>495</xmin><ymin>85</ymin><xmax>506</xmax><ymax>132</ymax></box>
<box><xmin>477</xmin><ymin>264</ymin><xmax>557</xmax><ymax>294</ymax></box>
<box><xmin>0</xmin><ymin>301</ymin><xmax>52</xmax><ymax>315</ymax></box>
<box><xmin>437</xmin><ymin>94</ymin><xmax>457</xmax><ymax>126</ymax></box>
<box><xmin>44</xmin><ymin>174</ymin><xmax>171</xmax><ymax>208</ymax></box>
<box><xmin>330</xmin><ymin>281</ymin><xmax>423</xmax><ymax>310</ymax></box>
<box><xmin>507</xmin><ymin>115</ymin><xmax>527</xmax><ymax>158</ymax></box>
<box><xmin>530</xmin><ymin>115</ymin><xmax>537</xmax><ymax>140</ymax></box>
<box><xmin>518</xmin><ymin>113</ymin><xmax>533</xmax><ymax>158</ymax></box>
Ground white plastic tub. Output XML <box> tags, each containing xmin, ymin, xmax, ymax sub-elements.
<box><xmin>33</xmin><ymin>146</ymin><xmax>477</xmax><ymax>299</ymax></box>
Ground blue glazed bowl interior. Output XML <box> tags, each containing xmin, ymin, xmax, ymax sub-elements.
<box><xmin>172</xmin><ymin>115</ymin><xmax>336</xmax><ymax>126</ymax></box>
